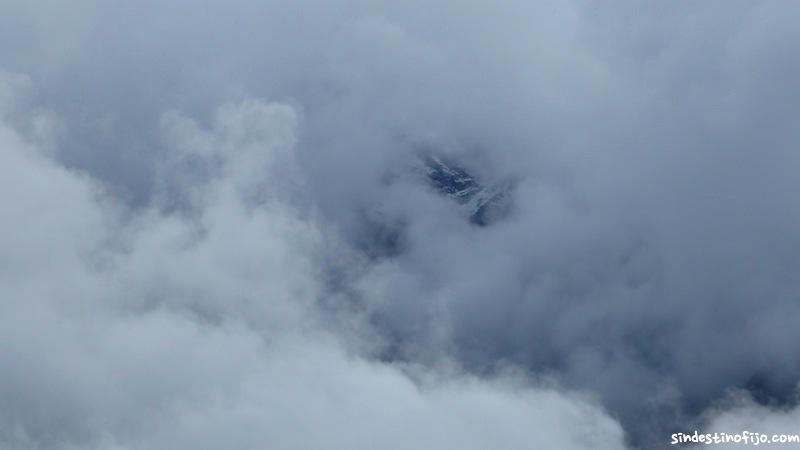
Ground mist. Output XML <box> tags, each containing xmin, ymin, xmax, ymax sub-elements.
<box><xmin>2</xmin><ymin>1</ymin><xmax>800</xmax><ymax>448</ymax></box>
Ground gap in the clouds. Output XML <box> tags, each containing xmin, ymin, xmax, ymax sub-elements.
<box><xmin>414</xmin><ymin>151</ymin><xmax>515</xmax><ymax>227</ymax></box>
<box><xmin>349</xmin><ymin>148</ymin><xmax>517</xmax><ymax>260</ymax></box>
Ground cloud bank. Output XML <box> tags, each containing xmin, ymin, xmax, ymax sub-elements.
<box><xmin>2</xmin><ymin>1</ymin><xmax>800</xmax><ymax>448</ymax></box>
<box><xmin>0</xmin><ymin>87</ymin><xmax>626</xmax><ymax>449</ymax></box>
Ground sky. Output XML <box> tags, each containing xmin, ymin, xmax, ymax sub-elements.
<box><xmin>2</xmin><ymin>1</ymin><xmax>800</xmax><ymax>449</ymax></box>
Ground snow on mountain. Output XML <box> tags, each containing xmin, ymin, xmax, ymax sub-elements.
<box><xmin>416</xmin><ymin>154</ymin><xmax>513</xmax><ymax>226</ymax></box>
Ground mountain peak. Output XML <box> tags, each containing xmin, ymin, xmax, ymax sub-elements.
<box><xmin>417</xmin><ymin>154</ymin><xmax>513</xmax><ymax>226</ymax></box>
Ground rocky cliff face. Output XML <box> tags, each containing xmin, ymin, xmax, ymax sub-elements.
<box><xmin>417</xmin><ymin>154</ymin><xmax>513</xmax><ymax>226</ymax></box>
<box><xmin>352</xmin><ymin>152</ymin><xmax>514</xmax><ymax>259</ymax></box>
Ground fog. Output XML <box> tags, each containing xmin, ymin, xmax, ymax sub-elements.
<box><xmin>2</xmin><ymin>1</ymin><xmax>800</xmax><ymax>448</ymax></box>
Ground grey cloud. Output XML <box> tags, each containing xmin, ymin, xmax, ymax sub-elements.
<box><xmin>0</xmin><ymin>89</ymin><xmax>626</xmax><ymax>449</ymax></box>
<box><xmin>702</xmin><ymin>390</ymin><xmax>800</xmax><ymax>448</ymax></box>
<box><xmin>3</xmin><ymin>1</ymin><xmax>800</xmax><ymax>448</ymax></box>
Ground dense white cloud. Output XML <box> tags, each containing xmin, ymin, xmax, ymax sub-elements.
<box><xmin>0</xmin><ymin>83</ymin><xmax>626</xmax><ymax>449</ymax></box>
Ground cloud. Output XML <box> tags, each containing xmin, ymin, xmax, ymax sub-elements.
<box><xmin>694</xmin><ymin>390</ymin><xmax>800</xmax><ymax>448</ymax></box>
<box><xmin>3</xmin><ymin>2</ymin><xmax>800</xmax><ymax>447</ymax></box>
<box><xmin>0</xmin><ymin>82</ymin><xmax>626</xmax><ymax>449</ymax></box>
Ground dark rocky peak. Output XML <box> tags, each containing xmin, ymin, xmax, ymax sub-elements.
<box><xmin>416</xmin><ymin>154</ymin><xmax>513</xmax><ymax>226</ymax></box>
